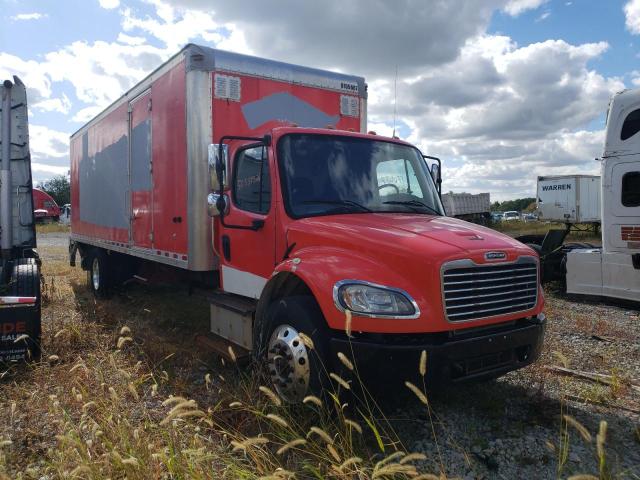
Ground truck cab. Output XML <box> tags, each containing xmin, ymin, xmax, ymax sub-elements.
<box><xmin>210</xmin><ymin>127</ymin><xmax>545</xmax><ymax>401</ymax></box>
<box><xmin>566</xmin><ymin>89</ymin><xmax>640</xmax><ymax>301</ymax></box>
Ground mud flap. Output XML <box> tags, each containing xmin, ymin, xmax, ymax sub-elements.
<box><xmin>0</xmin><ymin>300</ymin><xmax>40</xmax><ymax>362</ymax></box>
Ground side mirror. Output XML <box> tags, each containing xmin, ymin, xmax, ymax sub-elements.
<box><xmin>208</xmin><ymin>143</ymin><xmax>229</xmax><ymax>191</ymax></box>
<box><xmin>430</xmin><ymin>163</ymin><xmax>440</xmax><ymax>184</ymax></box>
<box><xmin>207</xmin><ymin>192</ymin><xmax>229</xmax><ymax>217</ymax></box>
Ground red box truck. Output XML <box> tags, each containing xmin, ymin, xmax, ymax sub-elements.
<box><xmin>32</xmin><ymin>187</ymin><xmax>61</xmax><ymax>222</ymax></box>
<box><xmin>70</xmin><ymin>44</ymin><xmax>545</xmax><ymax>402</ymax></box>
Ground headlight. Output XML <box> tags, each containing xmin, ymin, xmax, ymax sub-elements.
<box><xmin>333</xmin><ymin>280</ymin><xmax>419</xmax><ymax>318</ymax></box>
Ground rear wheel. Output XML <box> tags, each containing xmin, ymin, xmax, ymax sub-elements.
<box><xmin>87</xmin><ymin>249</ymin><xmax>112</xmax><ymax>297</ymax></box>
<box><xmin>9</xmin><ymin>259</ymin><xmax>41</xmax><ymax>361</ymax></box>
<box><xmin>263</xmin><ymin>296</ymin><xmax>330</xmax><ymax>403</ymax></box>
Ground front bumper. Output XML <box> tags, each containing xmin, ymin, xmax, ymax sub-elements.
<box><xmin>329</xmin><ymin>315</ymin><xmax>546</xmax><ymax>384</ymax></box>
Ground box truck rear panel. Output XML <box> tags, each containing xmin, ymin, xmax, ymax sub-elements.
<box><xmin>70</xmin><ymin>44</ymin><xmax>366</xmax><ymax>272</ymax></box>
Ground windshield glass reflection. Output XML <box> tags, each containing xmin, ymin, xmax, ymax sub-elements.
<box><xmin>277</xmin><ymin>134</ymin><xmax>444</xmax><ymax>218</ymax></box>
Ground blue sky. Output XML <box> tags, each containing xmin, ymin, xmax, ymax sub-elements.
<box><xmin>1</xmin><ymin>0</ymin><xmax>639</xmax><ymax>200</ymax></box>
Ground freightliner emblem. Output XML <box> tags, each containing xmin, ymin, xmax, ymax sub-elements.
<box><xmin>485</xmin><ymin>251</ymin><xmax>507</xmax><ymax>261</ymax></box>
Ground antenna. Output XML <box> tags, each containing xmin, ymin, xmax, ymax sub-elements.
<box><xmin>392</xmin><ymin>65</ymin><xmax>398</xmax><ymax>138</ymax></box>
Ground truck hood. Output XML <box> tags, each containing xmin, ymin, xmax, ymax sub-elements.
<box><xmin>287</xmin><ymin>213</ymin><xmax>531</xmax><ymax>264</ymax></box>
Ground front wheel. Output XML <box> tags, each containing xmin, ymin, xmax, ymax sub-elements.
<box><xmin>263</xmin><ymin>296</ymin><xmax>329</xmax><ymax>403</ymax></box>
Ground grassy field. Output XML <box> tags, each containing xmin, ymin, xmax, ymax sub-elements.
<box><xmin>491</xmin><ymin>220</ymin><xmax>602</xmax><ymax>244</ymax></box>
<box><xmin>0</xmin><ymin>235</ymin><xmax>637</xmax><ymax>479</ymax></box>
<box><xmin>0</xmin><ymin>241</ymin><xmax>442</xmax><ymax>479</ymax></box>
<box><xmin>35</xmin><ymin>223</ymin><xmax>70</xmax><ymax>234</ymax></box>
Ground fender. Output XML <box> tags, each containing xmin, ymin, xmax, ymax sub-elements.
<box><xmin>255</xmin><ymin>246</ymin><xmax>437</xmax><ymax>348</ymax></box>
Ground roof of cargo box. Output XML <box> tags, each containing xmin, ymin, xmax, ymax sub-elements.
<box><xmin>71</xmin><ymin>43</ymin><xmax>366</xmax><ymax>138</ymax></box>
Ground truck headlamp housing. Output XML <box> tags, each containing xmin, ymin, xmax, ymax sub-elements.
<box><xmin>333</xmin><ymin>280</ymin><xmax>420</xmax><ymax>319</ymax></box>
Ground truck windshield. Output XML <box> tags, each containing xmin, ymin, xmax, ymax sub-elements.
<box><xmin>277</xmin><ymin>134</ymin><xmax>444</xmax><ymax>218</ymax></box>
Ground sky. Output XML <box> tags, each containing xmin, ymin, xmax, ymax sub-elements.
<box><xmin>1</xmin><ymin>0</ymin><xmax>639</xmax><ymax>201</ymax></box>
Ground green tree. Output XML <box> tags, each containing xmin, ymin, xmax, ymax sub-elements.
<box><xmin>39</xmin><ymin>175</ymin><xmax>70</xmax><ymax>206</ymax></box>
<box><xmin>491</xmin><ymin>197</ymin><xmax>536</xmax><ymax>212</ymax></box>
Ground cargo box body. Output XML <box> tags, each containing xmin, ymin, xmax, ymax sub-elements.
<box><xmin>441</xmin><ymin>192</ymin><xmax>490</xmax><ymax>217</ymax></box>
<box><xmin>70</xmin><ymin>44</ymin><xmax>366</xmax><ymax>272</ymax></box>
<box><xmin>537</xmin><ymin>175</ymin><xmax>601</xmax><ymax>224</ymax></box>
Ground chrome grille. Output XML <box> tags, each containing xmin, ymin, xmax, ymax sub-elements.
<box><xmin>442</xmin><ymin>257</ymin><xmax>538</xmax><ymax>322</ymax></box>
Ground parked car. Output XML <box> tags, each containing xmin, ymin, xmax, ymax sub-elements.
<box><xmin>522</xmin><ymin>213</ymin><xmax>537</xmax><ymax>222</ymax></box>
<box><xmin>503</xmin><ymin>210</ymin><xmax>520</xmax><ymax>221</ymax></box>
<box><xmin>490</xmin><ymin>212</ymin><xmax>504</xmax><ymax>222</ymax></box>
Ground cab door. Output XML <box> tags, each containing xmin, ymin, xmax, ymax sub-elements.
<box><xmin>216</xmin><ymin>144</ymin><xmax>277</xmax><ymax>299</ymax></box>
<box><xmin>129</xmin><ymin>91</ymin><xmax>154</xmax><ymax>249</ymax></box>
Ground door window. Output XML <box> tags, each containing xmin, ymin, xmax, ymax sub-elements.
<box><xmin>622</xmin><ymin>171</ymin><xmax>640</xmax><ymax>207</ymax></box>
<box><xmin>621</xmin><ymin>109</ymin><xmax>640</xmax><ymax>141</ymax></box>
<box><xmin>233</xmin><ymin>146</ymin><xmax>271</xmax><ymax>214</ymax></box>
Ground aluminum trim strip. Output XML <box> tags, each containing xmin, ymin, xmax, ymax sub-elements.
<box><xmin>446</xmin><ymin>287</ymin><xmax>537</xmax><ymax>302</ymax></box>
<box><xmin>443</xmin><ymin>266</ymin><xmax>537</xmax><ymax>277</ymax></box>
<box><xmin>446</xmin><ymin>294</ymin><xmax>538</xmax><ymax>310</ymax></box>
<box><xmin>444</xmin><ymin>279</ymin><xmax>538</xmax><ymax>293</ymax></box>
<box><xmin>447</xmin><ymin>301</ymin><xmax>537</xmax><ymax>318</ymax></box>
<box><xmin>443</xmin><ymin>272</ymin><xmax>537</xmax><ymax>285</ymax></box>
<box><xmin>70</xmin><ymin>233</ymin><xmax>189</xmax><ymax>270</ymax></box>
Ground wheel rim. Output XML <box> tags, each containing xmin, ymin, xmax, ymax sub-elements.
<box><xmin>267</xmin><ymin>324</ymin><xmax>310</xmax><ymax>403</ymax></box>
<box><xmin>92</xmin><ymin>258</ymin><xmax>100</xmax><ymax>291</ymax></box>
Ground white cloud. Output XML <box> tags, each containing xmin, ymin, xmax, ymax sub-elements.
<box><xmin>6</xmin><ymin>0</ymin><xmax>628</xmax><ymax>196</ymax></box>
<box><xmin>31</xmin><ymin>162</ymin><xmax>69</xmax><ymax>176</ymax></box>
<box><xmin>0</xmin><ymin>52</ymin><xmax>52</xmax><ymax>103</ymax></box>
<box><xmin>28</xmin><ymin>125</ymin><xmax>69</xmax><ymax>161</ymax></box>
<box><xmin>163</xmin><ymin>0</ymin><xmax>505</xmax><ymax>76</ymax></box>
<box><xmin>98</xmin><ymin>0</ymin><xmax>120</xmax><ymax>9</ymax></box>
<box><xmin>365</xmin><ymin>35</ymin><xmax>621</xmax><ymax>200</ymax></box>
<box><xmin>43</xmin><ymin>41</ymin><xmax>166</xmax><ymax>107</ymax></box>
<box><xmin>536</xmin><ymin>11</ymin><xmax>551</xmax><ymax>22</ymax></box>
<box><xmin>32</xmin><ymin>94</ymin><xmax>72</xmax><ymax>114</ymax></box>
<box><xmin>625</xmin><ymin>0</ymin><xmax>640</xmax><ymax>34</ymax></box>
<box><xmin>11</xmin><ymin>12</ymin><xmax>47</xmax><ymax>21</ymax></box>
<box><xmin>116</xmin><ymin>33</ymin><xmax>147</xmax><ymax>46</ymax></box>
<box><xmin>72</xmin><ymin>105</ymin><xmax>105</xmax><ymax>123</ymax></box>
<box><xmin>503</xmin><ymin>0</ymin><xmax>549</xmax><ymax>16</ymax></box>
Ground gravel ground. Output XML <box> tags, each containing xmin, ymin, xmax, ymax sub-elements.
<box><xmin>34</xmin><ymin>231</ymin><xmax>640</xmax><ymax>478</ymax></box>
<box><xmin>393</xmin><ymin>293</ymin><xmax>640</xmax><ymax>479</ymax></box>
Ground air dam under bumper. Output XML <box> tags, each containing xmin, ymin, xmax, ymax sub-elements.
<box><xmin>329</xmin><ymin>315</ymin><xmax>546</xmax><ymax>383</ymax></box>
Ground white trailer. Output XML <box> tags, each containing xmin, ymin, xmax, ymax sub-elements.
<box><xmin>564</xmin><ymin>89</ymin><xmax>640</xmax><ymax>302</ymax></box>
<box><xmin>537</xmin><ymin>175</ymin><xmax>601</xmax><ymax>224</ymax></box>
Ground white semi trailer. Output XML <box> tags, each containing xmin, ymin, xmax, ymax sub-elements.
<box><xmin>537</xmin><ymin>175</ymin><xmax>601</xmax><ymax>225</ymax></box>
<box><xmin>564</xmin><ymin>89</ymin><xmax>640</xmax><ymax>301</ymax></box>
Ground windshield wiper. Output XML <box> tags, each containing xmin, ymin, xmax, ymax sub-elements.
<box><xmin>383</xmin><ymin>200</ymin><xmax>441</xmax><ymax>216</ymax></box>
<box><xmin>301</xmin><ymin>199</ymin><xmax>372</xmax><ymax>213</ymax></box>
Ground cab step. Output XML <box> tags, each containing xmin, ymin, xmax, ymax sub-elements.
<box><xmin>207</xmin><ymin>291</ymin><xmax>256</xmax><ymax>354</ymax></box>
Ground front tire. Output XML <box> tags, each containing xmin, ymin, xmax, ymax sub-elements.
<box><xmin>263</xmin><ymin>296</ymin><xmax>329</xmax><ymax>403</ymax></box>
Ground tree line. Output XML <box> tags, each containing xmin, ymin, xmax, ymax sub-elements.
<box><xmin>38</xmin><ymin>175</ymin><xmax>70</xmax><ymax>206</ymax></box>
<box><xmin>491</xmin><ymin>197</ymin><xmax>536</xmax><ymax>212</ymax></box>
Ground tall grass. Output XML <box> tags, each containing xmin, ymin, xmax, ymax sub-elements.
<box><xmin>0</xmin><ymin>252</ymin><xmax>624</xmax><ymax>479</ymax></box>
